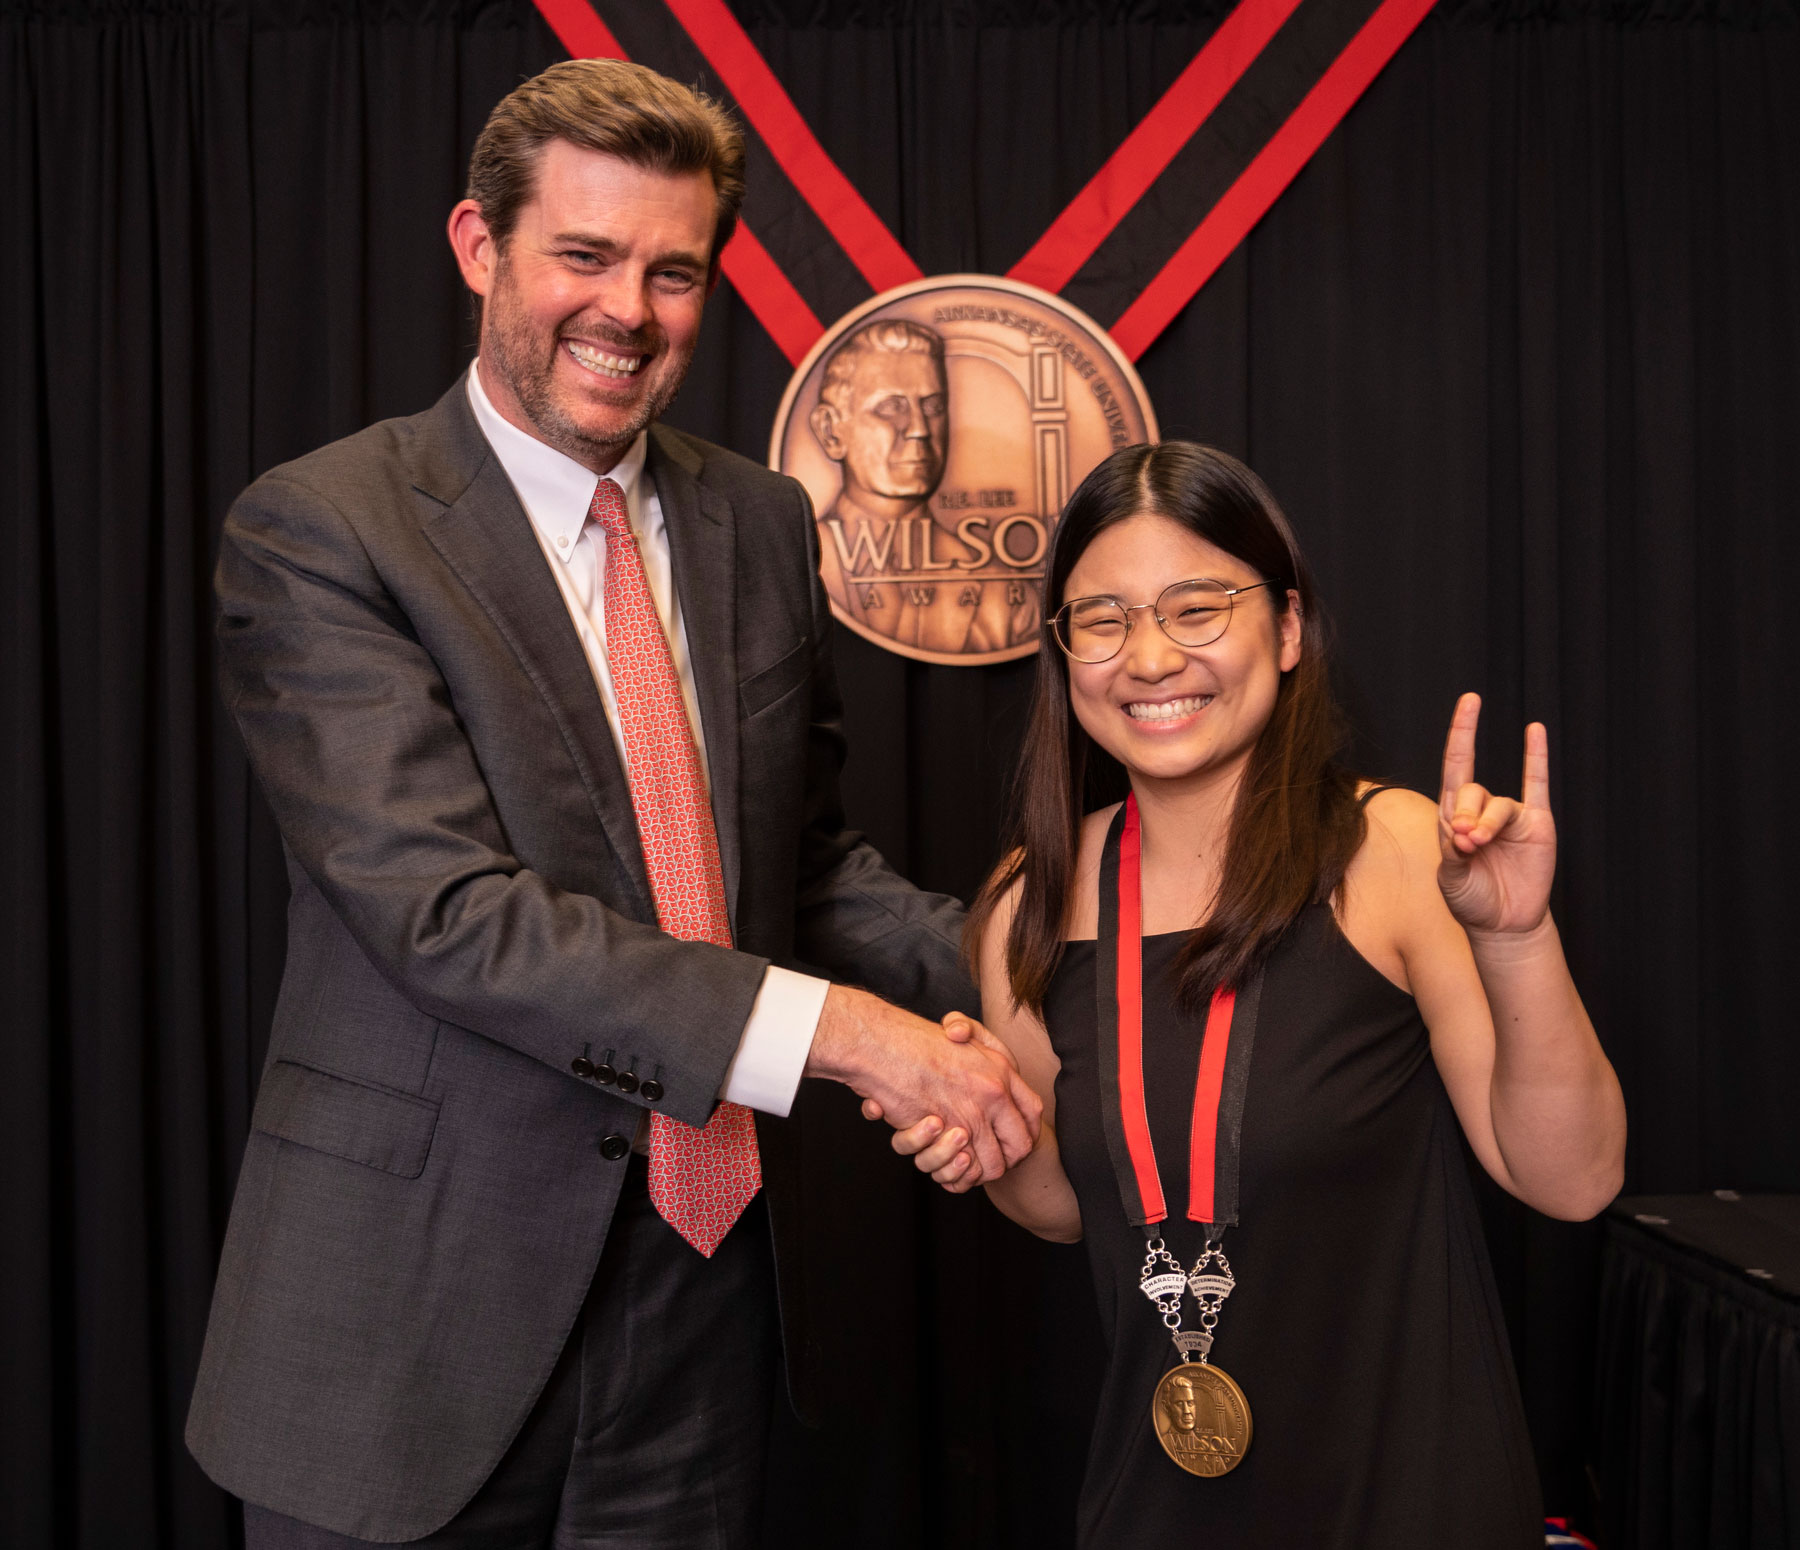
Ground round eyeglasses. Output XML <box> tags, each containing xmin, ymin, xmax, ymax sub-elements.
<box><xmin>1048</xmin><ymin>578</ymin><xmax>1287</xmax><ymax>664</ymax></box>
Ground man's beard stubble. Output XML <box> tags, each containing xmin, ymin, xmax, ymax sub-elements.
<box><xmin>482</xmin><ymin>260</ymin><xmax>690</xmax><ymax>468</ymax></box>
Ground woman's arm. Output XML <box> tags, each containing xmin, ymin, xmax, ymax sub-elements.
<box><xmin>1350</xmin><ymin>698</ymin><xmax>1625</xmax><ymax>1220</ymax></box>
<box><xmin>876</xmin><ymin>878</ymin><xmax>1085</xmax><ymax>1243</ymax></box>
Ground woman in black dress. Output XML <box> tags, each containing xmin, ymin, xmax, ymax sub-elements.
<box><xmin>878</xmin><ymin>442</ymin><xmax>1625</xmax><ymax>1546</ymax></box>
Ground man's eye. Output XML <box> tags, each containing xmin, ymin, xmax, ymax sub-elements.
<box><xmin>654</xmin><ymin>269</ymin><xmax>698</xmax><ymax>289</ymax></box>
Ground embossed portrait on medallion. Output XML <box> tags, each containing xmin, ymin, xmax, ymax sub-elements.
<box><xmin>772</xmin><ymin>276</ymin><xmax>1158</xmax><ymax>666</ymax></box>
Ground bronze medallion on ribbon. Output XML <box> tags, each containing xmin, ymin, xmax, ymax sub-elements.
<box><xmin>769</xmin><ymin>276</ymin><xmax>1158</xmax><ymax>666</ymax></box>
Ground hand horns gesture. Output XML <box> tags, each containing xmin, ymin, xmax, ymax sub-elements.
<box><xmin>1437</xmin><ymin>693</ymin><xmax>1557</xmax><ymax>935</ymax></box>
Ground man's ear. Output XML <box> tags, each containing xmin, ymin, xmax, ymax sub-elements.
<box><xmin>810</xmin><ymin>401</ymin><xmax>845</xmax><ymax>460</ymax></box>
<box><xmin>447</xmin><ymin>200</ymin><xmax>499</xmax><ymax>299</ymax></box>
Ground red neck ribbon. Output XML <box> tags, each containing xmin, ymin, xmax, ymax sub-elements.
<box><xmin>1098</xmin><ymin>794</ymin><xmax>1242</xmax><ymax>1231</ymax></box>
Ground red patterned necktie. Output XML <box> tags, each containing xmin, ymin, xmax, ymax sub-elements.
<box><xmin>587</xmin><ymin>475</ymin><xmax>761</xmax><ymax>1258</ymax></box>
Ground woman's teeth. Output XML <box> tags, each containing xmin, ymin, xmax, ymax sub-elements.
<box><xmin>566</xmin><ymin>341</ymin><xmax>644</xmax><ymax>379</ymax></box>
<box><xmin>1126</xmin><ymin>695</ymin><xmax>1213</xmax><ymax>722</ymax></box>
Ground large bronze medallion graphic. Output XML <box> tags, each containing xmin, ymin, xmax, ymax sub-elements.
<box><xmin>770</xmin><ymin>276</ymin><xmax>1159</xmax><ymax>666</ymax></box>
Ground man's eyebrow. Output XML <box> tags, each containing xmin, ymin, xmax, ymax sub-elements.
<box><xmin>548</xmin><ymin>231</ymin><xmax>626</xmax><ymax>255</ymax></box>
<box><xmin>647</xmin><ymin>245</ymin><xmax>710</xmax><ymax>271</ymax></box>
<box><xmin>546</xmin><ymin>232</ymin><xmax>709</xmax><ymax>270</ymax></box>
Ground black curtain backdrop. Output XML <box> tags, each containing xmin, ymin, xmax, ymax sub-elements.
<box><xmin>6</xmin><ymin>0</ymin><xmax>1800</xmax><ymax>1545</ymax></box>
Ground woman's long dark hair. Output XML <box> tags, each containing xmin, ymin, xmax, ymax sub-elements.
<box><xmin>968</xmin><ymin>441</ymin><xmax>1366</xmax><ymax>1014</ymax></box>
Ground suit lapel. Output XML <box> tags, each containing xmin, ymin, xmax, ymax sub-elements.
<box><xmin>413</xmin><ymin>381</ymin><xmax>654</xmax><ymax>919</ymax></box>
<box><xmin>649</xmin><ymin>425</ymin><xmax>745</xmax><ymax>933</ymax></box>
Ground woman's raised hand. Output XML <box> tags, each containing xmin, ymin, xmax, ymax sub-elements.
<box><xmin>1436</xmin><ymin>693</ymin><xmax>1557</xmax><ymax>935</ymax></box>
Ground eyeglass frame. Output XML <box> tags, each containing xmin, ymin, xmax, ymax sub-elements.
<box><xmin>1047</xmin><ymin>577</ymin><xmax>1289</xmax><ymax>664</ymax></box>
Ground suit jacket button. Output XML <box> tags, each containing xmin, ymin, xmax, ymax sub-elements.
<box><xmin>593</xmin><ymin>1063</ymin><xmax>617</xmax><ymax>1086</ymax></box>
<box><xmin>599</xmin><ymin>1135</ymin><xmax>630</xmax><ymax>1161</ymax></box>
<box><xmin>640</xmin><ymin>1079</ymin><xmax>664</xmax><ymax>1103</ymax></box>
<box><xmin>570</xmin><ymin>1056</ymin><xmax>595</xmax><ymax>1079</ymax></box>
<box><xmin>615</xmin><ymin>1071</ymin><xmax>640</xmax><ymax>1094</ymax></box>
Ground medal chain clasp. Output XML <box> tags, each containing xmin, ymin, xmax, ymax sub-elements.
<box><xmin>1139</xmin><ymin>1235</ymin><xmax>1187</xmax><ymax>1333</ymax></box>
<box><xmin>1183</xmin><ymin>1242</ymin><xmax>1236</xmax><ymax>1365</ymax></box>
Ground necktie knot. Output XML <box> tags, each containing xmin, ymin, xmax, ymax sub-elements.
<box><xmin>586</xmin><ymin>476</ymin><xmax>631</xmax><ymax>540</ymax></box>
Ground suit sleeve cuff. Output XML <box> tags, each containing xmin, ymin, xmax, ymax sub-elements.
<box><xmin>719</xmin><ymin>965</ymin><xmax>828</xmax><ymax>1117</ymax></box>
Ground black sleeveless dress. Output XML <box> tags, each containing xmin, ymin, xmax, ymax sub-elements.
<box><xmin>1043</xmin><ymin>903</ymin><xmax>1543</xmax><ymax>1547</ymax></box>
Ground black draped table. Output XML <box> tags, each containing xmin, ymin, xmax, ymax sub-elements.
<box><xmin>1594</xmin><ymin>1193</ymin><xmax>1800</xmax><ymax>1549</ymax></box>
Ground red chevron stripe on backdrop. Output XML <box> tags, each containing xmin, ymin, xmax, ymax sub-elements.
<box><xmin>1109</xmin><ymin>0</ymin><xmax>1440</xmax><ymax>358</ymax></box>
<box><xmin>660</xmin><ymin>0</ymin><xmax>923</xmax><ymax>295</ymax></box>
<box><xmin>1006</xmin><ymin>0</ymin><xmax>1308</xmax><ymax>297</ymax></box>
<box><xmin>527</xmin><ymin>0</ymin><xmax>1438</xmax><ymax>366</ymax></box>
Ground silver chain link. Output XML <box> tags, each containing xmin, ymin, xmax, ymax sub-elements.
<box><xmin>1138</xmin><ymin>1235</ymin><xmax>1187</xmax><ymax>1332</ymax></box>
<box><xmin>1187</xmin><ymin>1240</ymin><xmax>1236</xmax><ymax>1341</ymax></box>
<box><xmin>1141</xmin><ymin>1230</ymin><xmax>1237</xmax><ymax>1362</ymax></box>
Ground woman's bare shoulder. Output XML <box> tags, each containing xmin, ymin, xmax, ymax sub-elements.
<box><xmin>1352</xmin><ymin>783</ymin><xmax>1441</xmax><ymax>880</ymax></box>
<box><xmin>1336</xmin><ymin>784</ymin><xmax>1451</xmax><ymax>995</ymax></box>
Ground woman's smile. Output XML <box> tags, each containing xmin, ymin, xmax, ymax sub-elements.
<box><xmin>1122</xmin><ymin>692</ymin><xmax>1215</xmax><ymax>726</ymax></box>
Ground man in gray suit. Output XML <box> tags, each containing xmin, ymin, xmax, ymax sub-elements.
<box><xmin>186</xmin><ymin>59</ymin><xmax>1039</xmax><ymax>1548</ymax></box>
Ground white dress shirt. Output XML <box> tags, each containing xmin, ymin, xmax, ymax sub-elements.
<box><xmin>467</xmin><ymin>361</ymin><xmax>826</xmax><ymax>1118</ymax></box>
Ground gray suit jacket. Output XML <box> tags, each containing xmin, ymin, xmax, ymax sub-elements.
<box><xmin>186</xmin><ymin>379</ymin><xmax>970</xmax><ymax>1540</ymax></box>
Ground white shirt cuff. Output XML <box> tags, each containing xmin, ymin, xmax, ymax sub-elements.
<box><xmin>719</xmin><ymin>965</ymin><xmax>829</xmax><ymax>1117</ymax></box>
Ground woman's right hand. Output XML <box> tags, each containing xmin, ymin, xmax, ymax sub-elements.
<box><xmin>887</xmin><ymin>1114</ymin><xmax>980</xmax><ymax>1191</ymax></box>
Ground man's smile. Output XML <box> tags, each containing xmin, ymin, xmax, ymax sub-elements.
<box><xmin>564</xmin><ymin>339</ymin><xmax>646</xmax><ymax>379</ymax></box>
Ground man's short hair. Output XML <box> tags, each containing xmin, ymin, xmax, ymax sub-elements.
<box><xmin>817</xmin><ymin>319</ymin><xmax>946</xmax><ymax>416</ymax></box>
<box><xmin>467</xmin><ymin>59</ymin><xmax>746</xmax><ymax>262</ymax></box>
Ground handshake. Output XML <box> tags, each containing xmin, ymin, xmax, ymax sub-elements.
<box><xmin>805</xmin><ymin>984</ymin><xmax>1043</xmax><ymax>1191</ymax></box>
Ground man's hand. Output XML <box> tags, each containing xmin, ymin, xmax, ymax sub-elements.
<box><xmin>806</xmin><ymin>986</ymin><xmax>1042</xmax><ymax>1183</ymax></box>
<box><xmin>859</xmin><ymin>1013</ymin><xmax>1002</xmax><ymax>1190</ymax></box>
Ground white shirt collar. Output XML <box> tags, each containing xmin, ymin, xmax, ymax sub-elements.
<box><xmin>465</xmin><ymin>358</ymin><xmax>649</xmax><ymax>552</ymax></box>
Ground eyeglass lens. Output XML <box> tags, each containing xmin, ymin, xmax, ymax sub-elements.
<box><xmin>1056</xmin><ymin>580</ymin><xmax>1238</xmax><ymax>663</ymax></box>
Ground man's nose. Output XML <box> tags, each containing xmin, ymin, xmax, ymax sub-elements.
<box><xmin>903</xmin><ymin>399</ymin><xmax>930</xmax><ymax>439</ymax></box>
<box><xmin>591</xmin><ymin>268</ymin><xmax>651</xmax><ymax>334</ymax></box>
